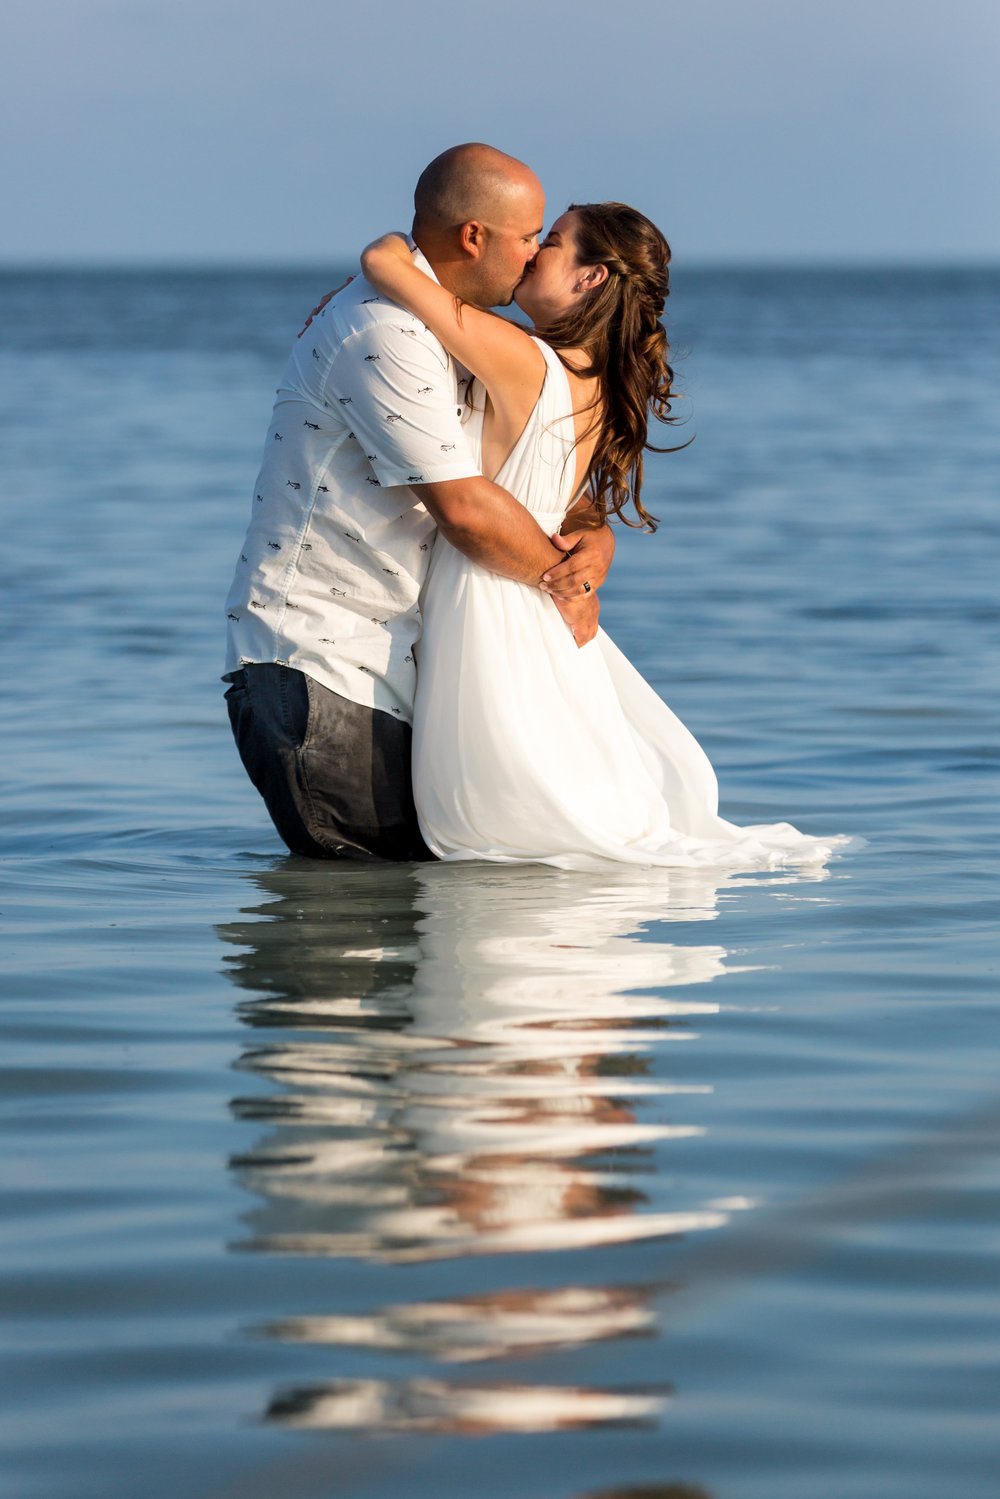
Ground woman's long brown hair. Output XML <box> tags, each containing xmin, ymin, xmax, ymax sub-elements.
<box><xmin>538</xmin><ymin>202</ymin><xmax>683</xmax><ymax>530</ymax></box>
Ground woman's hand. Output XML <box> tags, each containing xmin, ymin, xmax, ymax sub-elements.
<box><xmin>539</xmin><ymin>525</ymin><xmax>615</xmax><ymax>598</ymax></box>
<box><xmin>297</xmin><ymin>277</ymin><xmax>354</xmax><ymax>337</ymax></box>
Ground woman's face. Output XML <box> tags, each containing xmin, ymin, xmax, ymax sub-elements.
<box><xmin>513</xmin><ymin>211</ymin><xmax>588</xmax><ymax>326</ymax></box>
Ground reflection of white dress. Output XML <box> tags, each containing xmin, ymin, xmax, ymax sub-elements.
<box><xmin>413</xmin><ymin>339</ymin><xmax>844</xmax><ymax>871</ymax></box>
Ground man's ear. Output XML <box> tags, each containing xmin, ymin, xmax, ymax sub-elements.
<box><xmin>575</xmin><ymin>263</ymin><xmax>609</xmax><ymax>293</ymax></box>
<box><xmin>458</xmin><ymin>220</ymin><xmax>485</xmax><ymax>259</ymax></box>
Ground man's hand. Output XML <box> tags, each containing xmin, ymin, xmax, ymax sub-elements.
<box><xmin>551</xmin><ymin>589</ymin><xmax>601</xmax><ymax>648</ymax></box>
<box><xmin>539</xmin><ymin>525</ymin><xmax>615</xmax><ymax>599</ymax></box>
<box><xmin>297</xmin><ymin>277</ymin><xmax>354</xmax><ymax>338</ymax></box>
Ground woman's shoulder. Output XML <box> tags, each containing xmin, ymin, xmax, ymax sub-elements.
<box><xmin>529</xmin><ymin>336</ymin><xmax>572</xmax><ymax>388</ymax></box>
<box><xmin>533</xmin><ymin>341</ymin><xmax>599</xmax><ymax>416</ymax></box>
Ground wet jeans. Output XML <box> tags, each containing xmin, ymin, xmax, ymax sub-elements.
<box><xmin>224</xmin><ymin>664</ymin><xmax>432</xmax><ymax>861</ymax></box>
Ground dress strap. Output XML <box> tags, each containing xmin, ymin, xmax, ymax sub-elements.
<box><xmin>531</xmin><ymin>338</ymin><xmax>589</xmax><ymax>509</ymax></box>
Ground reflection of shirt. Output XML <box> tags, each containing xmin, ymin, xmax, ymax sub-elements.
<box><xmin>223</xmin><ymin>249</ymin><xmax>479</xmax><ymax>722</ymax></box>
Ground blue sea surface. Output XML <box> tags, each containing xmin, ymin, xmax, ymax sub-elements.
<box><xmin>1</xmin><ymin>265</ymin><xmax>998</xmax><ymax>1499</ymax></box>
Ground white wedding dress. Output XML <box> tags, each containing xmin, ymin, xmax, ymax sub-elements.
<box><xmin>412</xmin><ymin>339</ymin><xmax>845</xmax><ymax>871</ymax></box>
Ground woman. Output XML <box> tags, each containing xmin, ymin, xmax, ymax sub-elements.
<box><xmin>361</xmin><ymin>204</ymin><xmax>844</xmax><ymax>870</ymax></box>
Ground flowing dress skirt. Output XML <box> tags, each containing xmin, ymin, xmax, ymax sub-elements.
<box><xmin>412</xmin><ymin>342</ymin><xmax>846</xmax><ymax>871</ymax></box>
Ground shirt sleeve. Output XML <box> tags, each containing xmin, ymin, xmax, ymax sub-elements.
<box><xmin>326</xmin><ymin>322</ymin><xmax>481</xmax><ymax>488</ymax></box>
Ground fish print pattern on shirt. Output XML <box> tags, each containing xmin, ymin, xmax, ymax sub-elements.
<box><xmin>224</xmin><ymin>249</ymin><xmax>479</xmax><ymax>723</ymax></box>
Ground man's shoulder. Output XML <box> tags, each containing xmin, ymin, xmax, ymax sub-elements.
<box><xmin>332</xmin><ymin>271</ymin><xmax>396</xmax><ymax>326</ymax></box>
<box><xmin>329</xmin><ymin>304</ymin><xmax>450</xmax><ymax>386</ymax></box>
<box><xmin>332</xmin><ymin>275</ymin><xmax>443</xmax><ymax>351</ymax></box>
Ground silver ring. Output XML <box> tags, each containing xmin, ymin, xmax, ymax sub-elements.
<box><xmin>582</xmin><ymin>581</ymin><xmax>592</xmax><ymax>594</ymax></box>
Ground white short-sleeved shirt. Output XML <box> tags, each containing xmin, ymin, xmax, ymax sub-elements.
<box><xmin>223</xmin><ymin>248</ymin><xmax>479</xmax><ymax>722</ymax></box>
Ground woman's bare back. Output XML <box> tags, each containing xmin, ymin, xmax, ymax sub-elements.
<box><xmin>481</xmin><ymin>348</ymin><xmax>602</xmax><ymax>500</ymax></box>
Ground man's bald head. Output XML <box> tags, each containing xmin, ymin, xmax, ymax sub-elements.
<box><xmin>413</xmin><ymin>143</ymin><xmax>541</xmax><ymax>234</ymax></box>
<box><xmin>410</xmin><ymin>143</ymin><xmax>544</xmax><ymax>308</ymax></box>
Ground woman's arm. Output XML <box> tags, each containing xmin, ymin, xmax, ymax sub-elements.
<box><xmin>360</xmin><ymin>234</ymin><xmax>545</xmax><ymax>407</ymax></box>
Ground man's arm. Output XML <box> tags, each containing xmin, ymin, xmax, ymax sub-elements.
<box><xmin>416</xmin><ymin>482</ymin><xmax>615</xmax><ymax>599</ymax></box>
<box><xmin>329</xmin><ymin>322</ymin><xmax>614</xmax><ymax>603</ymax></box>
<box><xmin>415</xmin><ymin>481</ymin><xmax>613</xmax><ymax>647</ymax></box>
<box><xmin>412</xmin><ymin>486</ymin><xmax>615</xmax><ymax>597</ymax></box>
<box><xmin>414</xmin><ymin>477</ymin><xmax>564</xmax><ymax>584</ymax></box>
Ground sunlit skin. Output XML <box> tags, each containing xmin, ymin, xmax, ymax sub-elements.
<box><xmin>361</xmin><ymin>212</ymin><xmax>611</xmax><ymax>492</ymax></box>
<box><xmin>412</xmin><ymin>155</ymin><xmax>546</xmax><ymax>312</ymax></box>
<box><xmin>300</xmin><ymin>231</ymin><xmax>612</xmax><ymax>632</ymax></box>
<box><xmin>360</xmin><ymin>211</ymin><xmax>615</xmax><ymax>642</ymax></box>
<box><xmin>299</xmin><ymin>151</ymin><xmax>615</xmax><ymax>638</ymax></box>
<box><xmin>513</xmin><ymin>211</ymin><xmax>609</xmax><ymax>330</ymax></box>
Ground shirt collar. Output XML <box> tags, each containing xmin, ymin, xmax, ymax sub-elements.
<box><xmin>408</xmin><ymin>238</ymin><xmax>442</xmax><ymax>286</ymax></box>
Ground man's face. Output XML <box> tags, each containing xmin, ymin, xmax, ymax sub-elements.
<box><xmin>469</xmin><ymin>183</ymin><xmax>545</xmax><ymax>308</ymax></box>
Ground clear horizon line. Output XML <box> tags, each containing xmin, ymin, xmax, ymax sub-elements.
<box><xmin>1</xmin><ymin>252</ymin><xmax>999</xmax><ymax>274</ymax></box>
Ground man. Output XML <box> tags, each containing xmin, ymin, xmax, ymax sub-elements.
<box><xmin>223</xmin><ymin>143</ymin><xmax>614</xmax><ymax>861</ymax></box>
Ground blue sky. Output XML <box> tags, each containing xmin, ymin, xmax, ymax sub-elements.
<box><xmin>3</xmin><ymin>0</ymin><xmax>997</xmax><ymax>264</ymax></box>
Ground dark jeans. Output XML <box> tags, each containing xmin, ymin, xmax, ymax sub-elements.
<box><xmin>225</xmin><ymin>663</ymin><xmax>432</xmax><ymax>861</ymax></box>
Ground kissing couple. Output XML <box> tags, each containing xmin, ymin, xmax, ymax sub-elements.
<box><xmin>224</xmin><ymin>142</ymin><xmax>842</xmax><ymax>871</ymax></box>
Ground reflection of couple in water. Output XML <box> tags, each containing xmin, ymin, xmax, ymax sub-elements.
<box><xmin>224</xmin><ymin>142</ymin><xmax>846</xmax><ymax>873</ymax></box>
<box><xmin>219</xmin><ymin>858</ymin><xmax>825</xmax><ymax>1441</ymax></box>
<box><xmin>223</xmin><ymin>862</ymin><xmax>737</xmax><ymax>1265</ymax></box>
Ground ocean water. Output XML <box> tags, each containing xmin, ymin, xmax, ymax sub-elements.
<box><xmin>1</xmin><ymin>265</ymin><xmax>998</xmax><ymax>1499</ymax></box>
